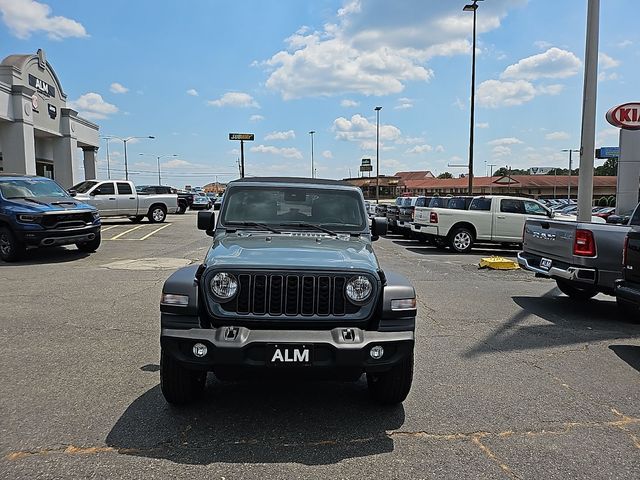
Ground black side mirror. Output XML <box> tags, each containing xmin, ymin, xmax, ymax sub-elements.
<box><xmin>90</xmin><ymin>189</ymin><xmax>100</xmax><ymax>196</ymax></box>
<box><xmin>68</xmin><ymin>189</ymin><xmax>77</xmax><ymax>197</ymax></box>
<box><xmin>197</xmin><ymin>211</ymin><xmax>215</xmax><ymax>233</ymax></box>
<box><xmin>371</xmin><ymin>216</ymin><xmax>388</xmax><ymax>241</ymax></box>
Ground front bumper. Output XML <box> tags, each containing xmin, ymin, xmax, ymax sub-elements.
<box><xmin>615</xmin><ymin>280</ymin><xmax>640</xmax><ymax>306</ymax></box>
<box><xmin>161</xmin><ymin>326</ymin><xmax>414</xmax><ymax>373</ymax></box>
<box><xmin>15</xmin><ymin>225</ymin><xmax>100</xmax><ymax>247</ymax></box>
<box><xmin>517</xmin><ymin>251</ymin><xmax>596</xmax><ymax>284</ymax></box>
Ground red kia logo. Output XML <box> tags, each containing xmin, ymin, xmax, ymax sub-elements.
<box><xmin>606</xmin><ymin>102</ymin><xmax>640</xmax><ymax>130</ymax></box>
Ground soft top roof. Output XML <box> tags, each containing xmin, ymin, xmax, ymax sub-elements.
<box><xmin>229</xmin><ymin>177</ymin><xmax>354</xmax><ymax>187</ymax></box>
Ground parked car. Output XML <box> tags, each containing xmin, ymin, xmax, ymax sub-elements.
<box><xmin>386</xmin><ymin>197</ymin><xmax>403</xmax><ymax>232</ymax></box>
<box><xmin>136</xmin><ymin>185</ymin><xmax>192</xmax><ymax>215</ymax></box>
<box><xmin>412</xmin><ymin>196</ymin><xmax>473</xmax><ymax>242</ymax></box>
<box><xmin>594</xmin><ymin>207</ymin><xmax>616</xmax><ymax>220</ymax></box>
<box><xmin>213</xmin><ymin>193</ymin><xmax>224</xmax><ymax>211</ymax></box>
<box><xmin>614</xmin><ymin>226</ymin><xmax>640</xmax><ymax>316</ymax></box>
<box><xmin>398</xmin><ymin>196</ymin><xmax>429</xmax><ymax>237</ymax></box>
<box><xmin>0</xmin><ymin>174</ymin><xmax>101</xmax><ymax>261</ymax></box>
<box><xmin>375</xmin><ymin>203</ymin><xmax>388</xmax><ymax>218</ymax></box>
<box><xmin>159</xmin><ymin>177</ymin><xmax>417</xmax><ymax>405</ymax></box>
<box><xmin>190</xmin><ymin>193</ymin><xmax>211</xmax><ymax>210</ymax></box>
<box><xmin>71</xmin><ymin>180</ymin><xmax>179</xmax><ymax>223</ymax></box>
<box><xmin>518</xmin><ymin>202</ymin><xmax>640</xmax><ymax>300</ymax></box>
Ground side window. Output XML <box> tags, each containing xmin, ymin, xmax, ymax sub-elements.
<box><xmin>500</xmin><ymin>199</ymin><xmax>525</xmax><ymax>214</ymax></box>
<box><xmin>95</xmin><ymin>182</ymin><xmax>115</xmax><ymax>195</ymax></box>
<box><xmin>117</xmin><ymin>182</ymin><xmax>133</xmax><ymax>195</ymax></box>
<box><xmin>415</xmin><ymin>197</ymin><xmax>426</xmax><ymax>207</ymax></box>
<box><xmin>470</xmin><ymin>198</ymin><xmax>492</xmax><ymax>211</ymax></box>
<box><xmin>524</xmin><ymin>201</ymin><xmax>548</xmax><ymax>216</ymax></box>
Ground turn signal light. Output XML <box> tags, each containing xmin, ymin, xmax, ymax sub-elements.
<box><xmin>430</xmin><ymin>212</ymin><xmax>438</xmax><ymax>223</ymax></box>
<box><xmin>574</xmin><ymin>229</ymin><xmax>596</xmax><ymax>257</ymax></box>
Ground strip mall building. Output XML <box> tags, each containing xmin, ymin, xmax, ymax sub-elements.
<box><xmin>0</xmin><ymin>49</ymin><xmax>99</xmax><ymax>188</ymax></box>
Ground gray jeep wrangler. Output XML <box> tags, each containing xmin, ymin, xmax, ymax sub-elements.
<box><xmin>160</xmin><ymin>177</ymin><xmax>417</xmax><ymax>405</ymax></box>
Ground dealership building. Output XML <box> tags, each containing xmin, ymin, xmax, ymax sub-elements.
<box><xmin>0</xmin><ymin>49</ymin><xmax>99</xmax><ymax>188</ymax></box>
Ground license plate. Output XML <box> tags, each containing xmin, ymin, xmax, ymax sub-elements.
<box><xmin>540</xmin><ymin>258</ymin><xmax>552</xmax><ymax>270</ymax></box>
<box><xmin>266</xmin><ymin>344</ymin><xmax>313</xmax><ymax>366</ymax></box>
<box><xmin>414</xmin><ymin>225</ymin><xmax>421</xmax><ymax>230</ymax></box>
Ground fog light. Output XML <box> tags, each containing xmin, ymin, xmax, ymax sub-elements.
<box><xmin>369</xmin><ymin>345</ymin><xmax>384</xmax><ymax>360</ymax></box>
<box><xmin>192</xmin><ymin>343</ymin><xmax>207</xmax><ymax>358</ymax></box>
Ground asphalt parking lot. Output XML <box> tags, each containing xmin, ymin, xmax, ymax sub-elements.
<box><xmin>1</xmin><ymin>211</ymin><xmax>639</xmax><ymax>479</ymax></box>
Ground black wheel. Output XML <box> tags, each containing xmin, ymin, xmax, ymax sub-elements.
<box><xmin>0</xmin><ymin>226</ymin><xmax>25</xmax><ymax>262</ymax></box>
<box><xmin>434</xmin><ymin>237</ymin><xmax>448</xmax><ymax>251</ymax></box>
<box><xmin>148</xmin><ymin>206</ymin><xmax>167</xmax><ymax>223</ymax></box>
<box><xmin>556</xmin><ymin>279</ymin><xmax>598</xmax><ymax>300</ymax></box>
<box><xmin>177</xmin><ymin>203</ymin><xmax>187</xmax><ymax>214</ymax></box>
<box><xmin>160</xmin><ymin>350</ymin><xmax>206</xmax><ymax>405</ymax></box>
<box><xmin>129</xmin><ymin>216</ymin><xmax>145</xmax><ymax>223</ymax></box>
<box><xmin>449</xmin><ymin>227</ymin><xmax>474</xmax><ymax>253</ymax></box>
<box><xmin>76</xmin><ymin>232</ymin><xmax>101</xmax><ymax>253</ymax></box>
<box><xmin>367</xmin><ymin>353</ymin><xmax>414</xmax><ymax>405</ymax></box>
<box><xmin>616</xmin><ymin>297</ymin><xmax>639</xmax><ymax>319</ymax></box>
<box><xmin>417</xmin><ymin>234</ymin><xmax>429</xmax><ymax>244</ymax></box>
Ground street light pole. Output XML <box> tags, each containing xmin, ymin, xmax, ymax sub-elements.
<box><xmin>105</xmin><ymin>137</ymin><xmax>111</xmax><ymax>179</ymax></box>
<box><xmin>375</xmin><ymin>106</ymin><xmax>382</xmax><ymax>204</ymax></box>
<box><xmin>139</xmin><ymin>153</ymin><xmax>177</xmax><ymax>185</ymax></box>
<box><xmin>105</xmin><ymin>135</ymin><xmax>155</xmax><ymax>180</ymax></box>
<box><xmin>309</xmin><ymin>131</ymin><xmax>316</xmax><ymax>178</ymax></box>
<box><xmin>463</xmin><ymin>0</ymin><xmax>482</xmax><ymax>195</ymax></box>
<box><xmin>562</xmin><ymin>149</ymin><xmax>579</xmax><ymax>200</ymax></box>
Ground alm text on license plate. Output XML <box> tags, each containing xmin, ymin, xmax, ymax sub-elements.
<box><xmin>540</xmin><ymin>258</ymin><xmax>552</xmax><ymax>270</ymax></box>
<box><xmin>267</xmin><ymin>344</ymin><xmax>313</xmax><ymax>366</ymax></box>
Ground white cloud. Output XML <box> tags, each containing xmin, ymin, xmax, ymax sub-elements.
<box><xmin>406</xmin><ymin>144</ymin><xmax>433</xmax><ymax>154</ymax></box>
<box><xmin>250</xmin><ymin>114</ymin><xmax>264</xmax><ymax>122</ymax></box>
<box><xmin>110</xmin><ymin>82</ymin><xmax>128</xmax><ymax>94</ymax></box>
<box><xmin>341</xmin><ymin>99</ymin><xmax>359</xmax><ymax>107</ymax></box>
<box><xmin>534</xmin><ymin>40</ymin><xmax>553</xmax><ymax>50</ymax></box>
<box><xmin>186</xmin><ymin>88</ymin><xmax>199</xmax><ymax>96</ymax></box>
<box><xmin>322</xmin><ymin>150</ymin><xmax>333</xmax><ymax>159</ymax></box>
<box><xmin>617</xmin><ymin>40</ymin><xmax>633</xmax><ymax>48</ymax></box>
<box><xmin>488</xmin><ymin>137</ymin><xmax>523</xmax><ymax>146</ymax></box>
<box><xmin>598</xmin><ymin>72</ymin><xmax>619</xmax><ymax>82</ymax></box>
<box><xmin>0</xmin><ymin>0</ymin><xmax>87</xmax><ymax>40</ymax></box>
<box><xmin>250</xmin><ymin>144</ymin><xmax>303</xmax><ymax>160</ymax></box>
<box><xmin>545</xmin><ymin>131</ymin><xmax>570</xmax><ymax>141</ymax></box>
<box><xmin>333</xmin><ymin>114</ymin><xmax>401</xmax><ymax>149</ymax></box>
<box><xmin>492</xmin><ymin>145</ymin><xmax>511</xmax><ymax>157</ymax></box>
<box><xmin>477</xmin><ymin>80</ymin><xmax>536</xmax><ymax>108</ymax></box>
<box><xmin>435</xmin><ymin>145</ymin><xmax>445</xmax><ymax>152</ymax></box>
<box><xmin>162</xmin><ymin>159</ymin><xmax>191</xmax><ymax>169</ymax></box>
<box><xmin>396</xmin><ymin>136</ymin><xmax>424</xmax><ymax>145</ymax></box>
<box><xmin>394</xmin><ymin>97</ymin><xmax>414</xmax><ymax>110</ymax></box>
<box><xmin>263</xmin><ymin>0</ymin><xmax>525</xmax><ymax>99</ymax></box>
<box><xmin>476</xmin><ymin>122</ymin><xmax>489</xmax><ymax>129</ymax></box>
<box><xmin>264</xmin><ymin>130</ymin><xmax>296</xmax><ymax>141</ymax></box>
<box><xmin>597</xmin><ymin>127</ymin><xmax>619</xmax><ymax>145</ymax></box>
<box><xmin>207</xmin><ymin>92</ymin><xmax>259</xmax><ymax>108</ymax></box>
<box><xmin>68</xmin><ymin>93</ymin><xmax>118</xmax><ymax>120</ymax></box>
<box><xmin>453</xmin><ymin>97</ymin><xmax>465</xmax><ymax>110</ymax></box>
<box><xmin>501</xmin><ymin>48</ymin><xmax>581</xmax><ymax>81</ymax></box>
<box><xmin>599</xmin><ymin>52</ymin><xmax>620</xmax><ymax>70</ymax></box>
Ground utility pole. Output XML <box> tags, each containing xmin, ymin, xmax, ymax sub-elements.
<box><xmin>309</xmin><ymin>131</ymin><xmax>316</xmax><ymax>178</ymax></box>
<box><xmin>562</xmin><ymin>149</ymin><xmax>580</xmax><ymax>200</ymax></box>
<box><xmin>375</xmin><ymin>106</ymin><xmax>382</xmax><ymax>204</ymax></box>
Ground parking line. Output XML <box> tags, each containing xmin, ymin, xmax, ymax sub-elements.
<box><xmin>101</xmin><ymin>225</ymin><xmax>120</xmax><ymax>232</ymax></box>
<box><xmin>109</xmin><ymin>225</ymin><xmax>145</xmax><ymax>240</ymax></box>
<box><xmin>137</xmin><ymin>223</ymin><xmax>171</xmax><ymax>241</ymax></box>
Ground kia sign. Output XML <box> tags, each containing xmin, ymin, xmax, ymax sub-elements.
<box><xmin>606</xmin><ymin>103</ymin><xmax>640</xmax><ymax>130</ymax></box>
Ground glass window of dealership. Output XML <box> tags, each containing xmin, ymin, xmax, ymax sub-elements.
<box><xmin>0</xmin><ymin>49</ymin><xmax>99</xmax><ymax>188</ymax></box>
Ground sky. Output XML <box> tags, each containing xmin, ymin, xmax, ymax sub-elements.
<box><xmin>0</xmin><ymin>0</ymin><xmax>637</xmax><ymax>188</ymax></box>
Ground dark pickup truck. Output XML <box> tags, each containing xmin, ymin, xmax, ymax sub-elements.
<box><xmin>136</xmin><ymin>185</ymin><xmax>193</xmax><ymax>214</ymax></box>
<box><xmin>386</xmin><ymin>197</ymin><xmax>403</xmax><ymax>232</ymax></box>
<box><xmin>615</xmin><ymin>227</ymin><xmax>640</xmax><ymax>317</ymax></box>
<box><xmin>398</xmin><ymin>196</ymin><xmax>429</xmax><ymax>238</ymax></box>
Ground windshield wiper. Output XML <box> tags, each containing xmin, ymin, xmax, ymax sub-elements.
<box><xmin>225</xmin><ymin>221</ymin><xmax>281</xmax><ymax>234</ymax></box>
<box><xmin>278</xmin><ymin>222</ymin><xmax>338</xmax><ymax>236</ymax></box>
<box><xmin>6</xmin><ymin>196</ymin><xmax>47</xmax><ymax>205</ymax></box>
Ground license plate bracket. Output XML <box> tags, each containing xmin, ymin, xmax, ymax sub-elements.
<box><xmin>266</xmin><ymin>344</ymin><xmax>313</xmax><ymax>367</ymax></box>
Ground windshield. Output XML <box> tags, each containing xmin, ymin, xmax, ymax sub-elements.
<box><xmin>72</xmin><ymin>181</ymin><xmax>98</xmax><ymax>193</ymax></box>
<box><xmin>0</xmin><ymin>178</ymin><xmax>70</xmax><ymax>199</ymax></box>
<box><xmin>222</xmin><ymin>185</ymin><xmax>366</xmax><ymax>232</ymax></box>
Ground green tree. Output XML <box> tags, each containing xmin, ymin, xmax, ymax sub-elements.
<box><xmin>437</xmin><ymin>172</ymin><xmax>453</xmax><ymax>179</ymax></box>
<box><xmin>608</xmin><ymin>196</ymin><xmax>616</xmax><ymax>207</ymax></box>
<box><xmin>598</xmin><ymin>196</ymin><xmax>609</xmax><ymax>207</ymax></box>
<box><xmin>594</xmin><ymin>158</ymin><xmax>618</xmax><ymax>176</ymax></box>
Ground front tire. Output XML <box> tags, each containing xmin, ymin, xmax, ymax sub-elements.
<box><xmin>0</xmin><ymin>226</ymin><xmax>26</xmax><ymax>262</ymax></box>
<box><xmin>160</xmin><ymin>350</ymin><xmax>206</xmax><ymax>405</ymax></box>
<box><xmin>148</xmin><ymin>205</ymin><xmax>167</xmax><ymax>223</ymax></box>
<box><xmin>76</xmin><ymin>232</ymin><xmax>101</xmax><ymax>253</ymax></box>
<box><xmin>556</xmin><ymin>279</ymin><xmax>598</xmax><ymax>300</ymax></box>
<box><xmin>449</xmin><ymin>227</ymin><xmax>474</xmax><ymax>253</ymax></box>
<box><xmin>367</xmin><ymin>354</ymin><xmax>414</xmax><ymax>405</ymax></box>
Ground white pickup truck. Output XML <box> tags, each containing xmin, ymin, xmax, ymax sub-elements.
<box><xmin>70</xmin><ymin>180</ymin><xmax>179</xmax><ymax>223</ymax></box>
<box><xmin>412</xmin><ymin>196</ymin><xmax>557</xmax><ymax>253</ymax></box>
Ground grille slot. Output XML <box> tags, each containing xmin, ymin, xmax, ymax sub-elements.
<box><xmin>225</xmin><ymin>273</ymin><xmax>358</xmax><ymax>316</ymax></box>
<box><xmin>41</xmin><ymin>212</ymin><xmax>93</xmax><ymax>229</ymax></box>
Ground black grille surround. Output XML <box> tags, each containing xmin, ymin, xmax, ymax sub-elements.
<box><xmin>41</xmin><ymin>212</ymin><xmax>94</xmax><ymax>229</ymax></box>
<box><xmin>201</xmin><ymin>268</ymin><xmax>380</xmax><ymax>328</ymax></box>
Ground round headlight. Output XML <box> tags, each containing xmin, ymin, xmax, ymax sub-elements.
<box><xmin>210</xmin><ymin>272</ymin><xmax>238</xmax><ymax>300</ymax></box>
<box><xmin>345</xmin><ymin>275</ymin><xmax>372</xmax><ymax>303</ymax></box>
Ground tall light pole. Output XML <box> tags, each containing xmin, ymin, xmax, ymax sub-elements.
<box><xmin>139</xmin><ymin>153</ymin><xmax>177</xmax><ymax>185</ymax></box>
<box><xmin>562</xmin><ymin>149</ymin><xmax>580</xmax><ymax>200</ymax></box>
<box><xmin>308</xmin><ymin>131</ymin><xmax>316</xmax><ymax>178</ymax></box>
<box><xmin>375</xmin><ymin>106</ymin><xmax>382</xmax><ymax>204</ymax></box>
<box><xmin>463</xmin><ymin>0</ymin><xmax>483</xmax><ymax>195</ymax></box>
<box><xmin>104</xmin><ymin>135</ymin><xmax>155</xmax><ymax>180</ymax></box>
<box><xmin>100</xmin><ymin>136</ymin><xmax>112</xmax><ymax>179</ymax></box>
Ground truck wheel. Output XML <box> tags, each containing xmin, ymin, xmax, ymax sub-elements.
<box><xmin>160</xmin><ymin>350</ymin><xmax>206</xmax><ymax>405</ymax></box>
<box><xmin>367</xmin><ymin>353</ymin><xmax>413</xmax><ymax>405</ymax></box>
<box><xmin>177</xmin><ymin>202</ymin><xmax>187</xmax><ymax>214</ymax></box>
<box><xmin>434</xmin><ymin>237</ymin><xmax>448</xmax><ymax>251</ymax></box>
<box><xmin>0</xmin><ymin>226</ymin><xmax>26</xmax><ymax>262</ymax></box>
<box><xmin>129</xmin><ymin>216</ymin><xmax>145</xmax><ymax>223</ymax></box>
<box><xmin>616</xmin><ymin>297</ymin><xmax>639</xmax><ymax>318</ymax></box>
<box><xmin>148</xmin><ymin>206</ymin><xmax>167</xmax><ymax>223</ymax></box>
<box><xmin>76</xmin><ymin>232</ymin><xmax>101</xmax><ymax>253</ymax></box>
<box><xmin>449</xmin><ymin>228</ymin><xmax>474</xmax><ymax>253</ymax></box>
<box><xmin>556</xmin><ymin>279</ymin><xmax>598</xmax><ymax>300</ymax></box>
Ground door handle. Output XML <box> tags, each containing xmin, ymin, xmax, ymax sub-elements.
<box><xmin>109</xmin><ymin>197</ymin><xmax>116</xmax><ymax>200</ymax></box>
<box><xmin>129</xmin><ymin>197</ymin><xmax>135</xmax><ymax>200</ymax></box>
<box><xmin>497</xmin><ymin>215</ymin><xmax>506</xmax><ymax>219</ymax></box>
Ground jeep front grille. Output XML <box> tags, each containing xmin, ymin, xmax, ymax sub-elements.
<box><xmin>221</xmin><ymin>273</ymin><xmax>359</xmax><ymax>316</ymax></box>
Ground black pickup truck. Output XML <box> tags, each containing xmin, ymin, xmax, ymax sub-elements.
<box><xmin>136</xmin><ymin>185</ymin><xmax>193</xmax><ymax>214</ymax></box>
<box><xmin>615</xmin><ymin>227</ymin><xmax>640</xmax><ymax>317</ymax></box>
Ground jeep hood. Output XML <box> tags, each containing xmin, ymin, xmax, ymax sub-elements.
<box><xmin>204</xmin><ymin>234</ymin><xmax>379</xmax><ymax>273</ymax></box>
